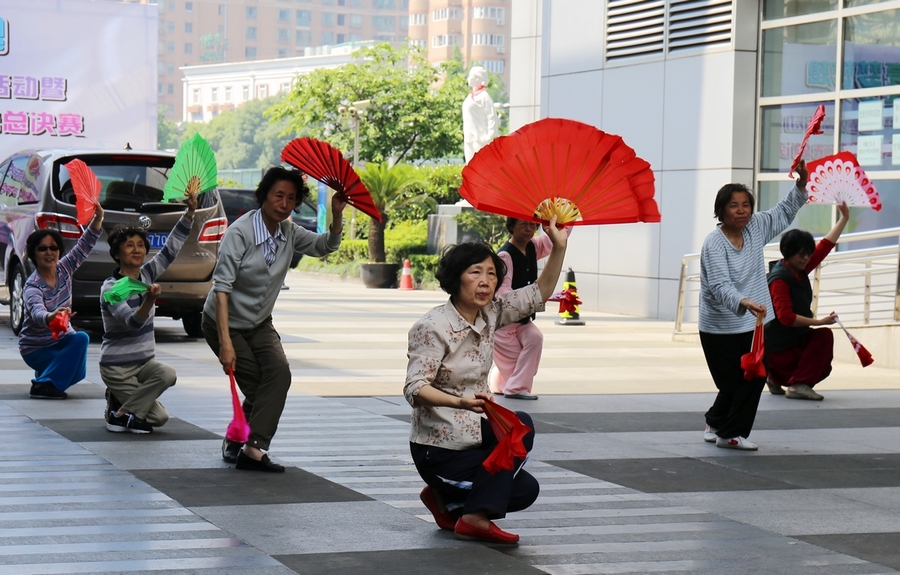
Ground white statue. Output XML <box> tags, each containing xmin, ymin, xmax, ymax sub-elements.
<box><xmin>462</xmin><ymin>66</ymin><xmax>499</xmax><ymax>163</ymax></box>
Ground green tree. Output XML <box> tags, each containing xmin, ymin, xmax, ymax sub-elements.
<box><xmin>268</xmin><ymin>43</ymin><xmax>467</xmax><ymax>163</ymax></box>
<box><xmin>157</xmin><ymin>105</ymin><xmax>180</xmax><ymax>151</ymax></box>
<box><xmin>181</xmin><ymin>95</ymin><xmax>293</xmax><ymax>169</ymax></box>
<box><xmin>357</xmin><ymin>162</ymin><xmax>433</xmax><ymax>263</ymax></box>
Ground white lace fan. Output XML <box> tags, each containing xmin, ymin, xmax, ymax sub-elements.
<box><xmin>806</xmin><ymin>151</ymin><xmax>882</xmax><ymax>211</ymax></box>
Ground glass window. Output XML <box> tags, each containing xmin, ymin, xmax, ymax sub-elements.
<box><xmin>764</xmin><ymin>0</ymin><xmax>837</xmax><ymax>20</ymax></box>
<box><xmin>757</xmin><ymin>181</ymin><xmax>835</xmax><ymax>235</ymax></box>
<box><xmin>337</xmin><ymin>33</ymin><xmax>345</xmax><ymax>43</ymax></box>
<box><xmin>323</xmin><ymin>12</ymin><xmax>335</xmax><ymax>26</ymax></box>
<box><xmin>246</xmin><ymin>46</ymin><xmax>257</xmax><ymax>58</ymax></box>
<box><xmin>760</xmin><ymin>101</ymin><xmax>836</xmax><ymax>172</ymax></box>
<box><xmin>296</xmin><ymin>30</ymin><xmax>311</xmax><ymax>46</ymax></box>
<box><xmin>322</xmin><ymin>31</ymin><xmax>335</xmax><ymax>44</ymax></box>
<box><xmin>350</xmin><ymin>14</ymin><xmax>363</xmax><ymax>28</ymax></box>
<box><xmin>185</xmin><ymin>42</ymin><xmax>193</xmax><ymax>54</ymax></box>
<box><xmin>373</xmin><ymin>16</ymin><xmax>395</xmax><ymax>31</ymax></box>
<box><xmin>211</xmin><ymin>88</ymin><xmax>218</xmax><ymax>103</ymax></box>
<box><xmin>278</xmin><ymin>9</ymin><xmax>290</xmax><ymax>21</ymax></box>
<box><xmin>0</xmin><ymin>156</ymin><xmax>26</xmax><ymax>206</ymax></box>
<box><xmin>168</xmin><ymin>21</ymin><xmax>175</xmax><ymax>32</ymax></box>
<box><xmin>842</xmin><ymin>9</ymin><xmax>900</xmax><ymax>90</ymax></box>
<box><xmin>168</xmin><ymin>83</ymin><xmax>174</xmax><ymax>94</ymax></box>
<box><xmin>296</xmin><ymin>10</ymin><xmax>311</xmax><ymax>26</ymax></box>
<box><xmin>844</xmin><ymin>0</ymin><xmax>893</xmax><ymax>7</ymax></box>
<box><xmin>278</xmin><ymin>28</ymin><xmax>290</xmax><ymax>42</ymax></box>
<box><xmin>247</xmin><ymin>26</ymin><xmax>257</xmax><ymax>40</ymax></box>
<box><xmin>246</xmin><ymin>6</ymin><xmax>257</xmax><ymax>19</ymax></box>
<box><xmin>839</xmin><ymin>96</ymin><xmax>897</xmax><ymax>171</ymax></box>
<box><xmin>185</xmin><ymin>22</ymin><xmax>193</xmax><ymax>33</ymax></box>
<box><xmin>242</xmin><ymin>85</ymin><xmax>250</xmax><ymax>100</ymax></box>
<box><xmin>224</xmin><ymin>86</ymin><xmax>232</xmax><ymax>101</ymax></box>
<box><xmin>838</xmin><ymin>179</ymin><xmax>900</xmax><ymax>247</ymax></box>
<box><xmin>185</xmin><ymin>1</ymin><xmax>193</xmax><ymax>12</ymax></box>
<box><xmin>337</xmin><ymin>14</ymin><xmax>345</xmax><ymax>26</ymax></box>
<box><xmin>762</xmin><ymin>20</ymin><xmax>837</xmax><ymax>97</ymax></box>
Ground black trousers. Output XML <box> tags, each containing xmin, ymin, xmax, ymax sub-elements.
<box><xmin>700</xmin><ymin>330</ymin><xmax>766</xmax><ymax>439</ymax></box>
<box><xmin>410</xmin><ymin>412</ymin><xmax>540</xmax><ymax>520</ymax></box>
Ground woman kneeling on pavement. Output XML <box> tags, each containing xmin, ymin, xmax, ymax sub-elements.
<box><xmin>99</xmin><ymin>194</ymin><xmax>197</xmax><ymax>434</ymax></box>
<box><xmin>19</xmin><ymin>201</ymin><xmax>104</xmax><ymax>399</ymax></box>
<box><xmin>405</xmin><ymin>217</ymin><xmax>567</xmax><ymax>544</ymax></box>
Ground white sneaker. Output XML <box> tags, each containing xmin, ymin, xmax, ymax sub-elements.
<box><xmin>703</xmin><ymin>424</ymin><xmax>717</xmax><ymax>443</ymax></box>
<box><xmin>785</xmin><ymin>384</ymin><xmax>824</xmax><ymax>401</ymax></box>
<box><xmin>716</xmin><ymin>436</ymin><xmax>758</xmax><ymax>451</ymax></box>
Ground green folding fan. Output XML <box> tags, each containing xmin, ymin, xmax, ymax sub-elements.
<box><xmin>162</xmin><ymin>133</ymin><xmax>218</xmax><ymax>202</ymax></box>
<box><xmin>103</xmin><ymin>277</ymin><xmax>151</xmax><ymax>305</ymax></box>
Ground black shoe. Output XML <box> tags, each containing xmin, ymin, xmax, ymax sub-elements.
<box><xmin>104</xmin><ymin>389</ymin><xmax>123</xmax><ymax>423</ymax></box>
<box><xmin>106</xmin><ymin>410</ymin><xmax>152</xmax><ymax>434</ymax></box>
<box><xmin>222</xmin><ymin>439</ymin><xmax>243</xmax><ymax>464</ymax></box>
<box><xmin>30</xmin><ymin>382</ymin><xmax>67</xmax><ymax>399</ymax></box>
<box><xmin>236</xmin><ymin>450</ymin><xmax>285</xmax><ymax>473</ymax></box>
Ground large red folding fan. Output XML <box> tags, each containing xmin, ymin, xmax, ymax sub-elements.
<box><xmin>806</xmin><ymin>151</ymin><xmax>882</xmax><ymax>211</ymax></box>
<box><xmin>65</xmin><ymin>159</ymin><xmax>102</xmax><ymax>226</ymax></box>
<box><xmin>281</xmin><ymin>138</ymin><xmax>382</xmax><ymax>222</ymax></box>
<box><xmin>459</xmin><ymin>118</ymin><xmax>660</xmax><ymax>226</ymax></box>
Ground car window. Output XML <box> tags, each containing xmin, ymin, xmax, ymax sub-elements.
<box><xmin>218</xmin><ymin>188</ymin><xmax>258</xmax><ymax>224</ymax></box>
<box><xmin>19</xmin><ymin>156</ymin><xmax>41</xmax><ymax>204</ymax></box>
<box><xmin>0</xmin><ymin>158</ymin><xmax>13</xmax><ymax>207</ymax></box>
<box><xmin>0</xmin><ymin>156</ymin><xmax>28</xmax><ymax>207</ymax></box>
<box><xmin>296</xmin><ymin>201</ymin><xmax>316</xmax><ymax>220</ymax></box>
<box><xmin>55</xmin><ymin>154</ymin><xmax>194</xmax><ymax>214</ymax></box>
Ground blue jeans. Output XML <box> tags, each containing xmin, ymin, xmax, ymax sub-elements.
<box><xmin>21</xmin><ymin>331</ymin><xmax>89</xmax><ymax>391</ymax></box>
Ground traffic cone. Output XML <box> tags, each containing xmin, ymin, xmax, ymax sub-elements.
<box><xmin>555</xmin><ymin>268</ymin><xmax>585</xmax><ymax>326</ymax></box>
<box><xmin>398</xmin><ymin>258</ymin><xmax>415</xmax><ymax>291</ymax></box>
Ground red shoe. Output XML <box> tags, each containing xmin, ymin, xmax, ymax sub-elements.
<box><xmin>420</xmin><ymin>486</ymin><xmax>455</xmax><ymax>530</ymax></box>
<box><xmin>454</xmin><ymin>517</ymin><xmax>519</xmax><ymax>544</ymax></box>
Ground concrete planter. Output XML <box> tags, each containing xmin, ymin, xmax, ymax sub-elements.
<box><xmin>359</xmin><ymin>262</ymin><xmax>400</xmax><ymax>289</ymax></box>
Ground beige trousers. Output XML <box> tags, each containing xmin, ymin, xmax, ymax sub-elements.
<box><xmin>100</xmin><ymin>360</ymin><xmax>176</xmax><ymax>427</ymax></box>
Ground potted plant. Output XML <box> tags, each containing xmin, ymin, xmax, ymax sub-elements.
<box><xmin>357</xmin><ymin>162</ymin><xmax>433</xmax><ymax>288</ymax></box>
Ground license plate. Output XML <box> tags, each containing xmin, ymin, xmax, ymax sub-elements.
<box><xmin>146</xmin><ymin>232</ymin><xmax>168</xmax><ymax>249</ymax></box>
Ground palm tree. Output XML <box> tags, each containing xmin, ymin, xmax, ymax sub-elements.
<box><xmin>358</xmin><ymin>162</ymin><xmax>434</xmax><ymax>263</ymax></box>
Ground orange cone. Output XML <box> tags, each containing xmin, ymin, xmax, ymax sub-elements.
<box><xmin>398</xmin><ymin>259</ymin><xmax>414</xmax><ymax>290</ymax></box>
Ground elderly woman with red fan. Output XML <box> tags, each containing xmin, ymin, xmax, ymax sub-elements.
<box><xmin>19</xmin><ymin>201</ymin><xmax>104</xmax><ymax>399</ymax></box>
<box><xmin>699</xmin><ymin>163</ymin><xmax>810</xmax><ymax>451</ymax></box>
<box><xmin>203</xmin><ymin>166</ymin><xmax>346</xmax><ymax>472</ymax></box>
<box><xmin>405</xmin><ymin>217</ymin><xmax>567</xmax><ymax>545</ymax></box>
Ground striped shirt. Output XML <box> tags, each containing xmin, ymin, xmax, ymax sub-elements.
<box><xmin>19</xmin><ymin>226</ymin><xmax>101</xmax><ymax>356</ymax></box>
<box><xmin>252</xmin><ymin>210</ymin><xmax>285</xmax><ymax>266</ymax></box>
<box><xmin>98</xmin><ymin>215</ymin><xmax>192</xmax><ymax>367</ymax></box>
<box><xmin>699</xmin><ymin>184</ymin><xmax>807</xmax><ymax>335</ymax></box>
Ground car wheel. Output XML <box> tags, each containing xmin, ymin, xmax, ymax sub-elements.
<box><xmin>181</xmin><ymin>311</ymin><xmax>203</xmax><ymax>338</ymax></box>
<box><xmin>9</xmin><ymin>263</ymin><xmax>26</xmax><ymax>335</ymax></box>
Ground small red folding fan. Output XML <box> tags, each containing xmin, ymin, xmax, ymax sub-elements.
<box><xmin>226</xmin><ymin>368</ymin><xmax>250</xmax><ymax>443</ymax></box>
<box><xmin>740</xmin><ymin>314</ymin><xmax>767</xmax><ymax>381</ymax></box>
<box><xmin>548</xmin><ymin>288</ymin><xmax>582</xmax><ymax>315</ymax></box>
<box><xmin>459</xmin><ymin>118</ymin><xmax>660</xmax><ymax>226</ymax></box>
<box><xmin>49</xmin><ymin>310</ymin><xmax>70</xmax><ymax>340</ymax></box>
<box><xmin>281</xmin><ymin>138</ymin><xmax>382</xmax><ymax>222</ymax></box>
<box><xmin>806</xmin><ymin>151</ymin><xmax>882</xmax><ymax>211</ymax></box>
<box><xmin>790</xmin><ymin>104</ymin><xmax>826</xmax><ymax>177</ymax></box>
<box><xmin>482</xmin><ymin>400</ymin><xmax>531</xmax><ymax>474</ymax></box>
<box><xmin>834</xmin><ymin>316</ymin><xmax>874</xmax><ymax>368</ymax></box>
<box><xmin>65</xmin><ymin>159</ymin><xmax>101</xmax><ymax>226</ymax></box>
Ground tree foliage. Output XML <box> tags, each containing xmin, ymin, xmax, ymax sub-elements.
<box><xmin>181</xmin><ymin>95</ymin><xmax>294</xmax><ymax>170</ymax></box>
<box><xmin>268</xmin><ymin>43</ymin><xmax>467</xmax><ymax>163</ymax></box>
<box><xmin>157</xmin><ymin>105</ymin><xmax>180</xmax><ymax>151</ymax></box>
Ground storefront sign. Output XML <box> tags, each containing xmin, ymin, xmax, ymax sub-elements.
<box><xmin>0</xmin><ymin>1</ymin><xmax>157</xmax><ymax>161</ymax></box>
<box><xmin>857</xmin><ymin>135</ymin><xmax>882</xmax><ymax>166</ymax></box>
<box><xmin>857</xmin><ymin>101</ymin><xmax>883</xmax><ymax>132</ymax></box>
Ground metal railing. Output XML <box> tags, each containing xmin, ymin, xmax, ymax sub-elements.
<box><xmin>674</xmin><ymin>227</ymin><xmax>900</xmax><ymax>333</ymax></box>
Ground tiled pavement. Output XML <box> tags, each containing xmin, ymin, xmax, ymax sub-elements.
<box><xmin>1</xmin><ymin>273</ymin><xmax>900</xmax><ymax>574</ymax></box>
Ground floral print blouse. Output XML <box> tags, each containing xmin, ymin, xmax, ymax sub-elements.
<box><xmin>405</xmin><ymin>283</ymin><xmax>544</xmax><ymax>450</ymax></box>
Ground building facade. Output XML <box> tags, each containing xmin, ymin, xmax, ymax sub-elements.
<box><xmin>407</xmin><ymin>0</ymin><xmax>511</xmax><ymax>91</ymax></box>
<box><xmin>181</xmin><ymin>43</ymin><xmax>369</xmax><ymax>123</ymax></box>
<box><xmin>154</xmin><ymin>0</ymin><xmax>410</xmax><ymax>120</ymax></box>
<box><xmin>510</xmin><ymin>0</ymin><xmax>900</xmax><ymax>320</ymax></box>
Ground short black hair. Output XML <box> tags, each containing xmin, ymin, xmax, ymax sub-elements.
<box><xmin>255</xmin><ymin>166</ymin><xmax>309</xmax><ymax>210</ymax></box>
<box><xmin>506</xmin><ymin>217</ymin><xmax>518</xmax><ymax>233</ymax></box>
<box><xmin>714</xmin><ymin>183</ymin><xmax>755</xmax><ymax>222</ymax></box>
<box><xmin>434</xmin><ymin>242</ymin><xmax>506</xmax><ymax>298</ymax></box>
<box><xmin>26</xmin><ymin>230</ymin><xmax>66</xmax><ymax>266</ymax></box>
<box><xmin>108</xmin><ymin>227</ymin><xmax>149</xmax><ymax>264</ymax></box>
<box><xmin>780</xmin><ymin>228</ymin><xmax>816</xmax><ymax>259</ymax></box>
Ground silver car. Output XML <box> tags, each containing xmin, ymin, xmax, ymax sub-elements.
<box><xmin>0</xmin><ymin>148</ymin><xmax>227</xmax><ymax>337</ymax></box>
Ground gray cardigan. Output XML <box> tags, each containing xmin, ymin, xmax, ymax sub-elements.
<box><xmin>204</xmin><ymin>210</ymin><xmax>341</xmax><ymax>330</ymax></box>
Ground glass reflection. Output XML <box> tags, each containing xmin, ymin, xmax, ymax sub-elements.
<box><xmin>764</xmin><ymin>0</ymin><xmax>837</xmax><ymax>20</ymax></box>
<box><xmin>762</xmin><ymin>20</ymin><xmax>837</xmax><ymax>97</ymax></box>
<box><xmin>839</xmin><ymin>97</ymin><xmax>898</xmax><ymax>170</ymax></box>
<box><xmin>842</xmin><ymin>9</ymin><xmax>900</xmax><ymax>90</ymax></box>
<box><xmin>760</xmin><ymin>102</ymin><xmax>835</xmax><ymax>173</ymax></box>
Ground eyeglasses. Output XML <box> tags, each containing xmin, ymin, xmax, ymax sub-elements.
<box><xmin>36</xmin><ymin>245</ymin><xmax>60</xmax><ymax>252</ymax></box>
